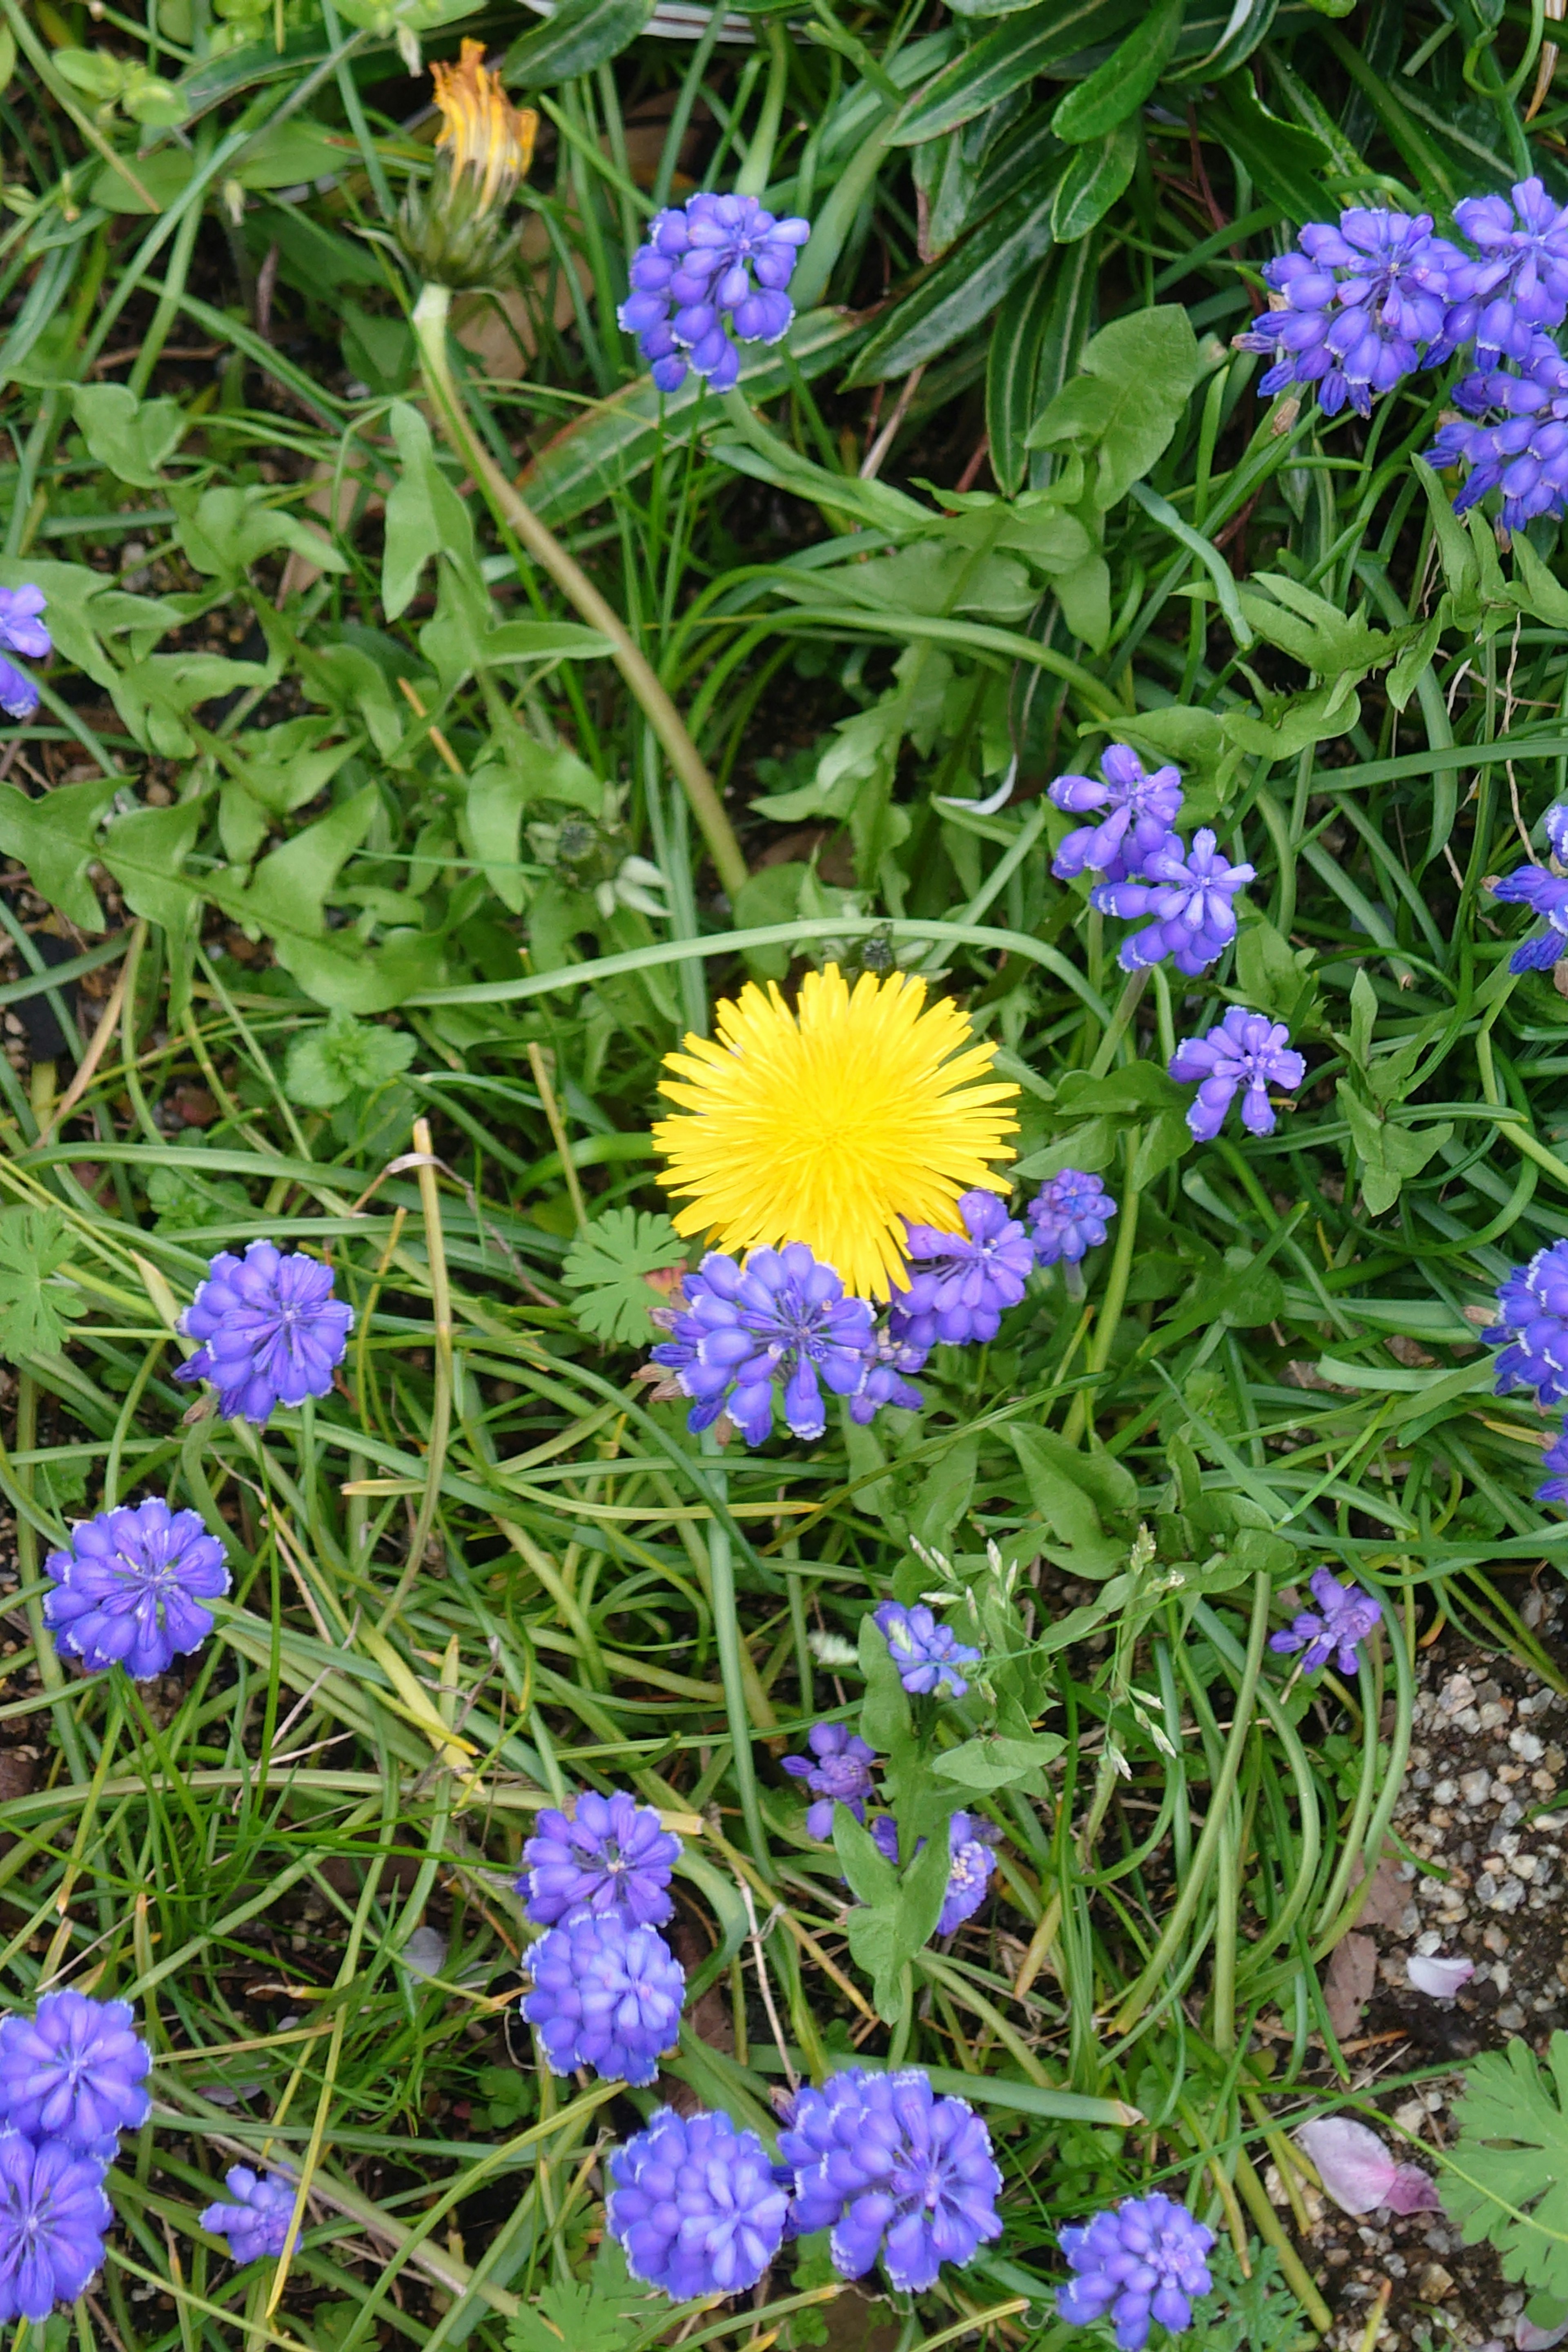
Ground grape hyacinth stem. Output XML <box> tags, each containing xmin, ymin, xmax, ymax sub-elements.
<box><xmin>412</xmin><ymin>281</ymin><xmax>749</xmax><ymax>901</ymax></box>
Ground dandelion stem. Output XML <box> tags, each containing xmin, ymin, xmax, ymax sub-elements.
<box><xmin>412</xmin><ymin>281</ymin><xmax>749</xmax><ymax>901</ymax></box>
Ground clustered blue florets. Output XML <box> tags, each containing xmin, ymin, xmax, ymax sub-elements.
<box><xmin>889</xmin><ymin>1189</ymin><xmax>1034</xmax><ymax>1352</ymax></box>
<box><xmin>619</xmin><ymin>192</ymin><xmax>811</xmax><ymax>393</ymax></box>
<box><xmin>43</xmin><ymin>1499</ymin><xmax>230</xmax><ymax>1684</ymax></box>
<box><xmin>781</xmin><ymin>1721</ymin><xmax>878</xmax><ymax>1840</ymax></box>
<box><xmin>1238</xmin><ymin>208</ymin><xmax>1463</xmax><ymax>419</ymax></box>
<box><xmin>1029</xmin><ymin>1170</ymin><xmax>1118</xmax><ymax>1265</ymax></box>
<box><xmin>1269</xmin><ymin>1569</ymin><xmax>1383</xmax><ymax>1677</ymax></box>
<box><xmin>519</xmin><ymin>1788</ymin><xmax>680</xmax><ymax>1930</ymax></box>
<box><xmin>523</xmin><ymin>1912</ymin><xmax>686</xmax><ymax>2087</ymax></box>
<box><xmin>1168</xmin><ymin>1008</ymin><xmax>1306</xmax><ymax>1142</ymax></box>
<box><xmin>873</xmin><ymin>1601</ymin><xmax>981</xmax><ymax>1698</ymax></box>
<box><xmin>1051</xmin><ymin>746</ymin><xmax>1251</xmax><ymax>978</ymax></box>
<box><xmin>1057</xmin><ymin>2192</ymin><xmax>1217</xmax><ymax>2351</ymax></box>
<box><xmin>0</xmin><ymin>1992</ymin><xmax>150</xmax><ymax>2321</ymax></box>
<box><xmin>0</xmin><ymin>584</ymin><xmax>51</xmax><ymax>722</ymax></box>
<box><xmin>174</xmin><ymin>1239</ymin><xmax>354</xmax><ymax>1425</ymax></box>
<box><xmin>1487</xmin><ymin>799</ymin><xmax>1568</xmax><ymax>971</ymax></box>
<box><xmin>1485</xmin><ymin>1243</ymin><xmax>1568</xmax><ymax>1516</ymax></box>
<box><xmin>1049</xmin><ymin>746</ymin><xmax>1185</xmax><ymax>884</ymax></box>
<box><xmin>199</xmin><ymin>2167</ymin><xmax>298</xmax><ymax>2265</ymax></box>
<box><xmin>608</xmin><ymin>2107</ymin><xmax>790</xmax><ymax>2298</ymax></box>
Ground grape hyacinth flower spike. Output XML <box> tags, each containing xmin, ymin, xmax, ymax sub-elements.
<box><xmin>1536</xmin><ymin>1429</ymin><xmax>1568</xmax><ymax>1505</ymax></box>
<box><xmin>650</xmin><ymin>1243</ymin><xmax>902</xmax><ymax>1446</ymax></box>
<box><xmin>42</xmin><ymin>1498</ymin><xmax>230</xmax><ymax>1682</ymax></box>
<box><xmin>1091</xmin><ymin>829</ymin><xmax>1254</xmax><ymax>974</ymax></box>
<box><xmin>0</xmin><ymin>1992</ymin><xmax>150</xmax><ymax>2152</ymax></box>
<box><xmin>0</xmin><ymin>2134</ymin><xmax>113</xmax><ymax>2323</ymax></box>
<box><xmin>0</xmin><ymin>584</ymin><xmax>49</xmax><ymax>722</ymax></box>
<box><xmin>782</xmin><ymin>1721</ymin><xmax>878</xmax><ymax>1840</ymax></box>
<box><xmin>199</xmin><ymin>2167</ymin><xmax>298</xmax><ymax>2265</ymax></box>
<box><xmin>1049</xmin><ymin>744</ymin><xmax>1185</xmax><ymax>883</ymax></box>
<box><xmin>1488</xmin><ymin>855</ymin><xmax>1568</xmax><ymax>970</ymax></box>
<box><xmin>523</xmin><ymin>1913</ymin><xmax>684</xmax><ymax>2086</ymax></box>
<box><xmin>1168</xmin><ymin>1008</ymin><xmax>1305</xmax><ymax>1140</ymax></box>
<box><xmin>1028</xmin><ymin>1170</ymin><xmax>1118</xmax><ymax>1266</ymax></box>
<box><xmin>519</xmin><ymin>1788</ymin><xmax>681</xmax><ymax>1929</ymax></box>
<box><xmin>1427</xmin><ymin>331</ymin><xmax>1568</xmax><ymax>531</ymax></box>
<box><xmin>608</xmin><ymin>2107</ymin><xmax>788</xmax><ymax>2299</ymax></box>
<box><xmin>1270</xmin><ymin>1569</ymin><xmax>1382</xmax><ymax>1676</ymax></box>
<box><xmin>779</xmin><ymin>2066</ymin><xmax>1002</xmax><ymax>2291</ymax></box>
<box><xmin>1444</xmin><ymin>178</ymin><xmax>1568</xmax><ymax>364</ymax></box>
<box><xmin>620</xmin><ymin>192</ymin><xmax>811</xmax><ymax>394</ymax></box>
<box><xmin>1057</xmin><ymin>2192</ymin><xmax>1216</xmax><ymax>2350</ymax></box>
<box><xmin>887</xmin><ymin>1188</ymin><xmax>1034</xmax><ymax>1352</ymax></box>
<box><xmin>1236</xmin><ymin>208</ymin><xmax>1462</xmax><ymax>417</ymax></box>
<box><xmin>1486</xmin><ymin>1241</ymin><xmax>1568</xmax><ymax>1407</ymax></box>
<box><xmin>873</xmin><ymin>1601</ymin><xmax>981</xmax><ymax>1698</ymax></box>
<box><xmin>174</xmin><ymin>1239</ymin><xmax>354</xmax><ymax>1425</ymax></box>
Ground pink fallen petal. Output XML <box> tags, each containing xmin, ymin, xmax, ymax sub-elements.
<box><xmin>1384</xmin><ymin>2163</ymin><xmax>1441</xmax><ymax>2214</ymax></box>
<box><xmin>1518</xmin><ymin>2319</ymin><xmax>1568</xmax><ymax>2350</ymax></box>
<box><xmin>1407</xmin><ymin>1951</ymin><xmax>1475</xmax><ymax>1998</ymax></box>
<box><xmin>1295</xmin><ymin>2117</ymin><xmax>1398</xmax><ymax>2214</ymax></box>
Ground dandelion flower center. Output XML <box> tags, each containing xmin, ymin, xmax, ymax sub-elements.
<box><xmin>653</xmin><ymin>964</ymin><xmax>1019</xmax><ymax>1298</ymax></box>
<box><xmin>430</xmin><ymin>39</ymin><xmax>537</xmax><ymax>215</ymax></box>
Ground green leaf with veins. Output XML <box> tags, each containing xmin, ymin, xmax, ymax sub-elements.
<box><xmin>285</xmin><ymin>1012</ymin><xmax>416</xmax><ymax>1112</ymax></box>
<box><xmin>1446</xmin><ymin>2032</ymin><xmax>1568</xmax><ymax>2299</ymax></box>
<box><xmin>504</xmin><ymin>2276</ymin><xmax>644</xmax><ymax>2352</ymax></box>
<box><xmin>0</xmin><ymin>1209</ymin><xmax>82</xmax><ymax>1362</ymax></box>
<box><xmin>561</xmin><ymin>1210</ymin><xmax>687</xmax><ymax>1345</ymax></box>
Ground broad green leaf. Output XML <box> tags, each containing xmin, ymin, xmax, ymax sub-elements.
<box><xmin>848</xmin><ymin>158</ymin><xmax>1064</xmax><ymax>384</ymax></box>
<box><xmin>1052</xmin><ymin>0</ymin><xmax>1182</xmax><ymax>140</ymax></box>
<box><xmin>1050</xmin><ymin>116</ymin><xmax>1140</xmax><ymax>241</ymax></box>
<box><xmin>1222</xmin><ymin>678</ymin><xmax>1361</xmax><ymax>759</ymax></box>
<box><xmin>241</xmin><ymin>788</ymin><xmax>378</xmax><ymax>943</ymax></box>
<box><xmin>1202</xmin><ymin>67</ymin><xmax>1336</xmax><ymax>220</ymax></box>
<box><xmin>383</xmin><ymin>402</ymin><xmax>477</xmax><ymax>620</ymax></box>
<box><xmin>1027</xmin><ymin>304</ymin><xmax>1200</xmax><ymax>506</ymax></box>
<box><xmin>1446</xmin><ymin>2032</ymin><xmax>1568</xmax><ymax>2299</ymax></box>
<box><xmin>0</xmin><ymin>557</ymin><xmax>182</xmax><ymax>691</ymax></box>
<box><xmin>893</xmin><ymin>0</ymin><xmax>1141</xmax><ymax>144</ymax></box>
<box><xmin>1169</xmin><ymin>0</ymin><xmax>1278</xmax><ymax>76</ymax></box>
<box><xmin>560</xmin><ymin>1210</ymin><xmax>687</xmax><ymax>1346</ymax></box>
<box><xmin>504</xmin><ymin>0</ymin><xmax>653</xmax><ymax>86</ymax></box>
<box><xmin>1233</xmin><ymin>915</ymin><xmax>1318</xmax><ymax>1029</ymax></box>
<box><xmin>1236</xmin><ymin>572</ymin><xmax>1394</xmax><ymax>682</ymax></box>
<box><xmin>285</xmin><ymin>1011</ymin><xmax>416</xmax><ymax>1112</ymax></box>
<box><xmin>1007</xmin><ymin>1425</ymin><xmax>1130</xmax><ymax>1579</ymax></box>
<box><xmin>172</xmin><ymin>484</ymin><xmax>347</xmax><ymax>581</ymax></box>
<box><xmin>833</xmin><ymin>1804</ymin><xmax>899</xmax><ymax>1910</ymax></box>
<box><xmin>1511</xmin><ymin>532</ymin><xmax>1568</xmax><ymax>630</ymax></box>
<box><xmin>0</xmin><ymin>1208</ymin><xmax>81</xmax><ymax>1363</ymax></box>
<box><xmin>932</xmin><ymin>1732</ymin><xmax>1066</xmax><ymax>1792</ymax></box>
<box><xmin>460</xmin><ymin>741</ymin><xmax>602</xmax><ymax>913</ymax></box>
<box><xmin>987</xmin><ymin>264</ymin><xmax>1060</xmax><ymax>496</ymax></box>
<box><xmin>504</xmin><ymin>2276</ymin><xmax>641</xmax><ymax>2352</ymax></box>
<box><xmin>0</xmin><ymin>775</ymin><xmax>116</xmax><ymax>931</ymax></box>
<box><xmin>99</xmin><ymin>802</ymin><xmax>203</xmax><ymax>949</ymax></box>
<box><xmin>109</xmin><ymin>654</ymin><xmax>271</xmax><ymax>759</ymax></box>
<box><xmin>1337</xmin><ymin>1083</ymin><xmax>1454</xmax><ymax>1219</ymax></box>
<box><xmin>71</xmin><ymin>383</ymin><xmax>187</xmax><ymax>488</ymax></box>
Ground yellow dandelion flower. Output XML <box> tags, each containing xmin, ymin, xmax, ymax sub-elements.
<box><xmin>430</xmin><ymin>39</ymin><xmax>537</xmax><ymax>216</ymax></box>
<box><xmin>653</xmin><ymin>963</ymin><xmax>1020</xmax><ymax>1299</ymax></box>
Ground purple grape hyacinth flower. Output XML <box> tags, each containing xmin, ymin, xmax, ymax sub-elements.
<box><xmin>43</xmin><ymin>1499</ymin><xmax>230</xmax><ymax>1682</ymax></box>
<box><xmin>198</xmin><ymin>2166</ymin><xmax>297</xmax><ymax>2265</ymax></box>
<box><xmin>1537</xmin><ymin>1430</ymin><xmax>1568</xmax><ymax>1505</ymax></box>
<box><xmin>782</xmin><ymin>1721</ymin><xmax>878</xmax><ymax>1840</ymax></box>
<box><xmin>1049</xmin><ymin>745</ymin><xmax>1185</xmax><ymax>884</ymax></box>
<box><xmin>1270</xmin><ymin>1569</ymin><xmax>1383</xmax><ymax>1676</ymax></box>
<box><xmin>1486</xmin><ymin>1240</ymin><xmax>1568</xmax><ymax>1407</ymax></box>
<box><xmin>1444</xmin><ymin>178</ymin><xmax>1568</xmax><ymax>365</ymax></box>
<box><xmin>0</xmin><ymin>2133</ymin><xmax>112</xmax><ymax>2323</ymax></box>
<box><xmin>650</xmin><ymin>1244</ymin><xmax>898</xmax><ymax>1447</ymax></box>
<box><xmin>0</xmin><ymin>1993</ymin><xmax>150</xmax><ymax>2154</ymax></box>
<box><xmin>619</xmin><ymin>192</ymin><xmax>811</xmax><ymax>394</ymax></box>
<box><xmin>1168</xmin><ymin>1008</ymin><xmax>1305</xmax><ymax>1141</ymax></box>
<box><xmin>0</xmin><ymin>584</ymin><xmax>50</xmax><ymax>722</ymax></box>
<box><xmin>1057</xmin><ymin>2192</ymin><xmax>1216</xmax><ymax>2351</ymax></box>
<box><xmin>1237</xmin><ymin>209</ymin><xmax>1463</xmax><ymax>417</ymax></box>
<box><xmin>1545</xmin><ymin>801</ymin><xmax>1568</xmax><ymax>861</ymax></box>
<box><xmin>778</xmin><ymin>2066</ymin><xmax>1002</xmax><ymax>2292</ymax></box>
<box><xmin>887</xmin><ymin>1189</ymin><xmax>1034</xmax><ymax>1353</ymax></box>
<box><xmin>873</xmin><ymin>1601</ymin><xmax>980</xmax><ymax>1699</ymax></box>
<box><xmin>1091</xmin><ymin>829</ymin><xmax>1254</xmax><ymax>976</ymax></box>
<box><xmin>1028</xmin><ymin>1170</ymin><xmax>1118</xmax><ymax>1266</ymax></box>
<box><xmin>849</xmin><ymin>1327</ymin><xmax>927</xmax><ymax>1420</ymax></box>
<box><xmin>607</xmin><ymin>2106</ymin><xmax>788</xmax><ymax>2300</ymax></box>
<box><xmin>870</xmin><ymin>1809</ymin><xmax>1002</xmax><ymax>1935</ymax></box>
<box><xmin>1427</xmin><ymin>331</ymin><xmax>1568</xmax><ymax>530</ymax></box>
<box><xmin>519</xmin><ymin>1788</ymin><xmax>681</xmax><ymax>1930</ymax></box>
<box><xmin>1489</xmin><ymin>861</ymin><xmax>1568</xmax><ymax>971</ymax></box>
<box><xmin>523</xmin><ymin>1913</ymin><xmax>684</xmax><ymax>2087</ymax></box>
<box><xmin>174</xmin><ymin>1239</ymin><xmax>354</xmax><ymax>1425</ymax></box>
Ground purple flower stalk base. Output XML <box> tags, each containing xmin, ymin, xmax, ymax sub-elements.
<box><xmin>0</xmin><ymin>2133</ymin><xmax>114</xmax><ymax>2322</ymax></box>
<box><xmin>888</xmin><ymin>1189</ymin><xmax>1034</xmax><ymax>1352</ymax></box>
<box><xmin>1091</xmin><ymin>829</ymin><xmax>1254</xmax><ymax>976</ymax></box>
<box><xmin>1168</xmin><ymin>1008</ymin><xmax>1305</xmax><ymax>1140</ymax></box>
<box><xmin>779</xmin><ymin>2067</ymin><xmax>1002</xmax><ymax>2292</ymax></box>
<box><xmin>619</xmin><ymin>192</ymin><xmax>810</xmax><ymax>394</ymax></box>
<box><xmin>871</xmin><ymin>1810</ymin><xmax>1002</xmax><ymax>1935</ymax></box>
<box><xmin>174</xmin><ymin>1239</ymin><xmax>354</xmax><ymax>1425</ymax></box>
<box><xmin>1050</xmin><ymin>745</ymin><xmax>1185</xmax><ymax>883</ymax></box>
<box><xmin>1489</xmin><ymin>856</ymin><xmax>1568</xmax><ymax>970</ymax></box>
<box><xmin>43</xmin><ymin>1499</ymin><xmax>230</xmax><ymax>1682</ymax></box>
<box><xmin>519</xmin><ymin>1789</ymin><xmax>680</xmax><ymax>1929</ymax></box>
<box><xmin>1029</xmin><ymin>1170</ymin><xmax>1118</xmax><ymax>1266</ymax></box>
<box><xmin>523</xmin><ymin>1913</ymin><xmax>684</xmax><ymax>2086</ymax></box>
<box><xmin>608</xmin><ymin>2107</ymin><xmax>788</xmax><ymax>2299</ymax></box>
<box><xmin>199</xmin><ymin>2167</ymin><xmax>297</xmax><ymax>2265</ymax></box>
<box><xmin>1270</xmin><ymin>1570</ymin><xmax>1382</xmax><ymax>1676</ymax></box>
<box><xmin>1487</xmin><ymin>1241</ymin><xmax>1568</xmax><ymax>1407</ymax></box>
<box><xmin>0</xmin><ymin>1992</ymin><xmax>150</xmax><ymax>2154</ymax></box>
<box><xmin>1057</xmin><ymin>2193</ymin><xmax>1216</xmax><ymax>2350</ymax></box>
<box><xmin>873</xmin><ymin>1601</ymin><xmax>981</xmax><ymax>1698</ymax></box>
<box><xmin>1237</xmin><ymin>209</ymin><xmax>1461</xmax><ymax>418</ymax></box>
<box><xmin>782</xmin><ymin>1721</ymin><xmax>878</xmax><ymax>1839</ymax></box>
<box><xmin>651</xmin><ymin>1244</ymin><xmax>915</xmax><ymax>1447</ymax></box>
<box><xmin>0</xmin><ymin>584</ymin><xmax>50</xmax><ymax>722</ymax></box>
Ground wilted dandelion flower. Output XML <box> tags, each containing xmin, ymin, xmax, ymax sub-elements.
<box><xmin>653</xmin><ymin>964</ymin><xmax>1018</xmax><ymax>1300</ymax></box>
<box><xmin>398</xmin><ymin>40</ymin><xmax>538</xmax><ymax>288</ymax></box>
